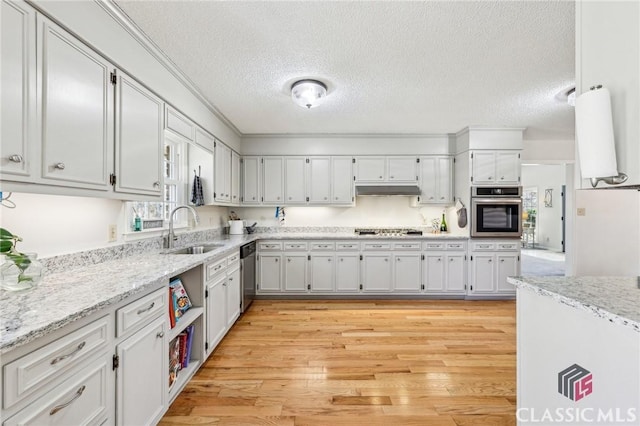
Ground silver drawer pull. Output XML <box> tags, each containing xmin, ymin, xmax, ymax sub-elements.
<box><xmin>401</xmin><ymin>245</ymin><xmax>412</xmax><ymax>247</ymax></box>
<box><xmin>49</xmin><ymin>385</ymin><xmax>86</xmax><ymax>416</ymax></box>
<box><xmin>373</xmin><ymin>245</ymin><xmax>382</xmax><ymax>248</ymax></box>
<box><xmin>54</xmin><ymin>162</ymin><xmax>65</xmax><ymax>170</ymax></box>
<box><xmin>50</xmin><ymin>342</ymin><xmax>86</xmax><ymax>365</ymax></box>
<box><xmin>8</xmin><ymin>154</ymin><xmax>23</xmax><ymax>163</ymax></box>
<box><xmin>137</xmin><ymin>302</ymin><xmax>155</xmax><ymax>315</ymax></box>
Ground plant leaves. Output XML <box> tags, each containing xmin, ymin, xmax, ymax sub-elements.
<box><xmin>0</xmin><ymin>240</ymin><xmax>12</xmax><ymax>253</ymax></box>
<box><xmin>0</xmin><ymin>228</ymin><xmax>14</xmax><ymax>240</ymax></box>
<box><xmin>5</xmin><ymin>253</ymin><xmax>31</xmax><ymax>271</ymax></box>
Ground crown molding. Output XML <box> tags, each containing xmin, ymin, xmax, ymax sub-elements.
<box><xmin>241</xmin><ymin>133</ymin><xmax>454</xmax><ymax>140</ymax></box>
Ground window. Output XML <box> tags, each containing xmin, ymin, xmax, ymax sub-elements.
<box><xmin>125</xmin><ymin>136</ymin><xmax>186</xmax><ymax>233</ymax></box>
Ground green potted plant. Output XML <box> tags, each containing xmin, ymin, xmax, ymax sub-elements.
<box><xmin>0</xmin><ymin>228</ymin><xmax>43</xmax><ymax>291</ymax></box>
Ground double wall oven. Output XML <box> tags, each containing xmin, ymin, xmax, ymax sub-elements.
<box><xmin>471</xmin><ymin>186</ymin><xmax>522</xmax><ymax>238</ymax></box>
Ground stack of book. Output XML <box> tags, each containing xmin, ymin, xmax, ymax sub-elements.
<box><xmin>168</xmin><ymin>324</ymin><xmax>195</xmax><ymax>389</ymax></box>
<box><xmin>168</xmin><ymin>278</ymin><xmax>192</xmax><ymax>328</ymax></box>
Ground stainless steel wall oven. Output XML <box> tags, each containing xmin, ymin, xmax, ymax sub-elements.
<box><xmin>471</xmin><ymin>186</ymin><xmax>523</xmax><ymax>238</ymax></box>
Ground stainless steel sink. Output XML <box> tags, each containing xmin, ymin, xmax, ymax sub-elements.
<box><xmin>166</xmin><ymin>244</ymin><xmax>225</xmax><ymax>255</ymax></box>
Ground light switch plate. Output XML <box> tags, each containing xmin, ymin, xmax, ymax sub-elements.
<box><xmin>108</xmin><ymin>224</ymin><xmax>117</xmax><ymax>242</ymax></box>
<box><xmin>576</xmin><ymin>208</ymin><xmax>586</xmax><ymax>216</ymax></box>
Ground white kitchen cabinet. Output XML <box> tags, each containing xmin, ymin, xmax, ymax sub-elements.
<box><xmin>114</xmin><ymin>71</ymin><xmax>163</xmax><ymax>196</ymax></box>
<box><xmin>361</xmin><ymin>253</ymin><xmax>392</xmax><ymax>292</ymax></box>
<box><xmin>1</xmin><ymin>0</ymin><xmax>36</xmax><ymax>182</ymax></box>
<box><xmin>226</xmin><ymin>264</ymin><xmax>241</xmax><ymax>327</ymax></box>
<box><xmin>165</xmin><ymin>106</ymin><xmax>194</xmax><ymax>142</ymax></box>
<box><xmin>215</xmin><ymin>142</ymin><xmax>231</xmax><ymax>203</ymax></box>
<box><xmin>393</xmin><ymin>253</ymin><xmax>422</xmax><ymax>292</ymax></box>
<box><xmin>283</xmin><ymin>254</ymin><xmax>308</xmax><ymax>292</ymax></box>
<box><xmin>257</xmin><ymin>254</ymin><xmax>282</xmax><ymax>292</ymax></box>
<box><xmin>445</xmin><ymin>254</ymin><xmax>467</xmax><ymax>293</ymax></box>
<box><xmin>418</xmin><ymin>156</ymin><xmax>453</xmax><ymax>204</ymax></box>
<box><xmin>195</xmin><ymin>127</ymin><xmax>215</xmax><ymax>151</ymax></box>
<box><xmin>335</xmin><ymin>253</ymin><xmax>360</xmax><ymax>292</ymax></box>
<box><xmin>469</xmin><ymin>254</ymin><xmax>495</xmax><ymax>293</ymax></box>
<box><xmin>205</xmin><ymin>274</ymin><xmax>227</xmax><ymax>353</ymax></box>
<box><xmin>231</xmin><ymin>151</ymin><xmax>241</xmax><ymax>205</ymax></box>
<box><xmin>496</xmin><ymin>253</ymin><xmax>519</xmax><ymax>294</ymax></box>
<box><xmin>469</xmin><ymin>240</ymin><xmax>519</xmax><ymax>296</ymax></box>
<box><xmin>284</xmin><ymin>157</ymin><xmax>307</xmax><ymax>204</ymax></box>
<box><xmin>116</xmin><ymin>315</ymin><xmax>167</xmax><ymax>426</ymax></box>
<box><xmin>308</xmin><ymin>156</ymin><xmax>331</xmax><ymax>204</ymax></box>
<box><xmin>331</xmin><ymin>156</ymin><xmax>354</xmax><ymax>204</ymax></box>
<box><xmin>241</xmin><ymin>156</ymin><xmax>261</xmax><ymax>205</ymax></box>
<box><xmin>424</xmin><ymin>253</ymin><xmax>445</xmax><ymax>292</ymax></box>
<box><xmin>310</xmin><ymin>254</ymin><xmax>335</xmax><ymax>292</ymax></box>
<box><xmin>187</xmin><ymin>141</ymin><xmax>214</xmax><ymax>205</ymax></box>
<box><xmin>262</xmin><ymin>157</ymin><xmax>284</xmax><ymax>204</ymax></box>
<box><xmin>354</xmin><ymin>157</ymin><xmax>385</xmax><ymax>182</ymax></box>
<box><xmin>38</xmin><ymin>14</ymin><xmax>114</xmax><ymax>191</ymax></box>
<box><xmin>471</xmin><ymin>150</ymin><xmax>520</xmax><ymax>185</ymax></box>
<box><xmin>387</xmin><ymin>157</ymin><xmax>418</xmax><ymax>182</ymax></box>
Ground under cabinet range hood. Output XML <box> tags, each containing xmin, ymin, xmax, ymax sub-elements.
<box><xmin>355</xmin><ymin>185</ymin><xmax>421</xmax><ymax>196</ymax></box>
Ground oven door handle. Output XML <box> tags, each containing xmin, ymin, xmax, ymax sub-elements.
<box><xmin>472</xmin><ymin>198</ymin><xmax>522</xmax><ymax>204</ymax></box>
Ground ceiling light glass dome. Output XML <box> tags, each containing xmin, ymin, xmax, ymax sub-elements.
<box><xmin>291</xmin><ymin>79</ymin><xmax>327</xmax><ymax>109</ymax></box>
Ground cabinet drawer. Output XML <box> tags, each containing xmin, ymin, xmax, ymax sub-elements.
<box><xmin>258</xmin><ymin>242</ymin><xmax>282</xmax><ymax>251</ymax></box>
<box><xmin>205</xmin><ymin>257</ymin><xmax>227</xmax><ymax>281</ymax></box>
<box><xmin>226</xmin><ymin>251</ymin><xmax>240</xmax><ymax>267</ymax></box>
<box><xmin>424</xmin><ymin>242</ymin><xmax>445</xmax><ymax>250</ymax></box>
<box><xmin>472</xmin><ymin>242</ymin><xmax>496</xmax><ymax>251</ymax></box>
<box><xmin>392</xmin><ymin>242</ymin><xmax>421</xmax><ymax>251</ymax></box>
<box><xmin>363</xmin><ymin>242</ymin><xmax>391</xmax><ymax>251</ymax></box>
<box><xmin>116</xmin><ymin>288</ymin><xmax>166</xmax><ymax>337</ymax></box>
<box><xmin>165</xmin><ymin>107</ymin><xmax>193</xmax><ymax>141</ymax></box>
<box><xmin>284</xmin><ymin>242</ymin><xmax>308</xmax><ymax>251</ymax></box>
<box><xmin>446</xmin><ymin>242</ymin><xmax>467</xmax><ymax>251</ymax></box>
<box><xmin>4</xmin><ymin>357</ymin><xmax>110</xmax><ymax>426</ymax></box>
<box><xmin>310</xmin><ymin>242</ymin><xmax>335</xmax><ymax>251</ymax></box>
<box><xmin>497</xmin><ymin>242</ymin><xmax>520</xmax><ymax>251</ymax></box>
<box><xmin>3</xmin><ymin>317</ymin><xmax>109</xmax><ymax>409</ymax></box>
<box><xmin>336</xmin><ymin>242</ymin><xmax>360</xmax><ymax>251</ymax></box>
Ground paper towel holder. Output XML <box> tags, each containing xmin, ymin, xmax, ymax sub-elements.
<box><xmin>576</xmin><ymin>85</ymin><xmax>628</xmax><ymax>188</ymax></box>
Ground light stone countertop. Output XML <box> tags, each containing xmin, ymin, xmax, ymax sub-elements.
<box><xmin>0</xmin><ymin>232</ymin><xmax>468</xmax><ymax>353</ymax></box>
<box><xmin>508</xmin><ymin>276</ymin><xmax>640</xmax><ymax>333</ymax></box>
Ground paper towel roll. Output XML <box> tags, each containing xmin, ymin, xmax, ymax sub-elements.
<box><xmin>575</xmin><ymin>87</ymin><xmax>618</xmax><ymax>178</ymax></box>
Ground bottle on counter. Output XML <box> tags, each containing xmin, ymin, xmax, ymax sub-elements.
<box><xmin>440</xmin><ymin>210</ymin><xmax>448</xmax><ymax>233</ymax></box>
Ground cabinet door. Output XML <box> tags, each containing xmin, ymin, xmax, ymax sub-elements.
<box><xmin>226</xmin><ymin>266</ymin><xmax>241</xmax><ymax>326</ymax></box>
<box><xmin>331</xmin><ymin>157</ymin><xmax>353</xmax><ymax>204</ymax></box>
<box><xmin>335</xmin><ymin>254</ymin><xmax>360</xmax><ymax>292</ymax></box>
<box><xmin>284</xmin><ymin>157</ymin><xmax>307</xmax><ymax>204</ymax></box>
<box><xmin>355</xmin><ymin>157</ymin><xmax>385</xmax><ymax>182</ymax></box>
<box><xmin>257</xmin><ymin>254</ymin><xmax>281</xmax><ymax>292</ymax></box>
<box><xmin>496</xmin><ymin>254</ymin><xmax>519</xmax><ymax>293</ymax></box>
<box><xmin>195</xmin><ymin>127</ymin><xmax>214</xmax><ymax>151</ymax></box>
<box><xmin>308</xmin><ymin>157</ymin><xmax>331</xmax><ymax>204</ymax></box>
<box><xmin>310</xmin><ymin>255</ymin><xmax>334</xmax><ymax>292</ymax></box>
<box><xmin>495</xmin><ymin>151</ymin><xmax>521</xmax><ymax>184</ymax></box>
<box><xmin>115</xmin><ymin>71</ymin><xmax>163</xmax><ymax>196</ymax></box>
<box><xmin>116</xmin><ymin>316</ymin><xmax>166</xmax><ymax>426</ymax></box>
<box><xmin>424</xmin><ymin>254</ymin><xmax>445</xmax><ymax>292</ymax></box>
<box><xmin>445</xmin><ymin>254</ymin><xmax>466</xmax><ymax>293</ymax></box>
<box><xmin>470</xmin><ymin>254</ymin><xmax>495</xmax><ymax>293</ymax></box>
<box><xmin>262</xmin><ymin>157</ymin><xmax>284</xmax><ymax>204</ymax></box>
<box><xmin>418</xmin><ymin>157</ymin><xmax>438</xmax><ymax>203</ymax></box>
<box><xmin>187</xmin><ymin>142</ymin><xmax>214</xmax><ymax>205</ymax></box>
<box><xmin>471</xmin><ymin>151</ymin><xmax>496</xmax><ymax>184</ymax></box>
<box><xmin>38</xmin><ymin>15</ymin><xmax>113</xmax><ymax>190</ymax></box>
<box><xmin>362</xmin><ymin>254</ymin><xmax>392</xmax><ymax>292</ymax></box>
<box><xmin>1</xmin><ymin>0</ymin><xmax>36</xmax><ymax>181</ymax></box>
<box><xmin>215</xmin><ymin>143</ymin><xmax>231</xmax><ymax>202</ymax></box>
<box><xmin>387</xmin><ymin>157</ymin><xmax>417</xmax><ymax>182</ymax></box>
<box><xmin>283</xmin><ymin>254</ymin><xmax>308</xmax><ymax>292</ymax></box>
<box><xmin>436</xmin><ymin>157</ymin><xmax>453</xmax><ymax>203</ymax></box>
<box><xmin>241</xmin><ymin>156</ymin><xmax>260</xmax><ymax>205</ymax></box>
<box><xmin>393</xmin><ymin>253</ymin><xmax>422</xmax><ymax>292</ymax></box>
<box><xmin>206</xmin><ymin>275</ymin><xmax>227</xmax><ymax>353</ymax></box>
<box><xmin>231</xmin><ymin>151</ymin><xmax>241</xmax><ymax>205</ymax></box>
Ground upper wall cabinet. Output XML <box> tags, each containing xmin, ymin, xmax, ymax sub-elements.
<box><xmin>331</xmin><ymin>156</ymin><xmax>354</xmax><ymax>205</ymax></box>
<box><xmin>307</xmin><ymin>157</ymin><xmax>330</xmax><ymax>204</ymax></box>
<box><xmin>1</xmin><ymin>0</ymin><xmax>36</xmax><ymax>183</ymax></box>
<box><xmin>262</xmin><ymin>157</ymin><xmax>284</xmax><ymax>204</ymax></box>
<box><xmin>231</xmin><ymin>151</ymin><xmax>240</xmax><ymax>205</ymax></box>
<box><xmin>241</xmin><ymin>156</ymin><xmax>261</xmax><ymax>205</ymax></box>
<box><xmin>470</xmin><ymin>150</ymin><xmax>520</xmax><ymax>185</ymax></box>
<box><xmin>417</xmin><ymin>156</ymin><xmax>453</xmax><ymax>205</ymax></box>
<box><xmin>354</xmin><ymin>156</ymin><xmax>418</xmax><ymax>183</ymax></box>
<box><xmin>214</xmin><ymin>142</ymin><xmax>232</xmax><ymax>203</ymax></box>
<box><xmin>284</xmin><ymin>157</ymin><xmax>307</xmax><ymax>204</ymax></box>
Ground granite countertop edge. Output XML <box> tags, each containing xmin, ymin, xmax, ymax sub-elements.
<box><xmin>1</xmin><ymin>232</ymin><xmax>470</xmax><ymax>352</ymax></box>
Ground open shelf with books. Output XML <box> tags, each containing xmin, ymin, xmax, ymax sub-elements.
<box><xmin>166</xmin><ymin>265</ymin><xmax>205</xmax><ymax>401</ymax></box>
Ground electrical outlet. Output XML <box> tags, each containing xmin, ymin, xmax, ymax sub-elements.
<box><xmin>108</xmin><ymin>224</ymin><xmax>117</xmax><ymax>242</ymax></box>
<box><xmin>576</xmin><ymin>208</ymin><xmax>586</xmax><ymax>216</ymax></box>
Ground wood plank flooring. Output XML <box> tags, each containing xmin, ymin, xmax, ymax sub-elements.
<box><xmin>160</xmin><ymin>300</ymin><xmax>516</xmax><ymax>425</ymax></box>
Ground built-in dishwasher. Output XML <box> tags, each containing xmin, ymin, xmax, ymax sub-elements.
<box><xmin>239</xmin><ymin>241</ymin><xmax>256</xmax><ymax>313</ymax></box>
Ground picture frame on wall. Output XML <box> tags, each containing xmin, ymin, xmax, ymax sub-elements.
<box><xmin>544</xmin><ymin>189</ymin><xmax>553</xmax><ymax>207</ymax></box>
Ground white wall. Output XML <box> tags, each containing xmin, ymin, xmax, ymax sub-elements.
<box><xmin>522</xmin><ymin>139</ymin><xmax>574</xmax><ymax>164</ymax></box>
<box><xmin>0</xmin><ymin>193</ymin><xmax>229</xmax><ymax>258</ymax></box>
<box><xmin>521</xmin><ymin>165</ymin><xmax>565</xmax><ymax>252</ymax></box>
<box><xmin>576</xmin><ymin>1</ymin><xmax>640</xmax><ymax>187</ymax></box>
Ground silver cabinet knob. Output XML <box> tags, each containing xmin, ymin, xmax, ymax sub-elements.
<box><xmin>429</xmin><ymin>197</ymin><xmax>434</xmax><ymax>200</ymax></box>
<box><xmin>500</xmin><ymin>176</ymin><xmax>505</xmax><ymax>180</ymax></box>
<box><xmin>397</xmin><ymin>258</ymin><xmax>401</xmax><ymax>262</ymax></box>
<box><xmin>288</xmin><ymin>197</ymin><xmax>292</xmax><ymax>200</ymax></box>
<box><xmin>156</xmin><ymin>331</ymin><xmax>164</xmax><ymax>338</ymax></box>
<box><xmin>327</xmin><ymin>258</ymin><xmax>331</xmax><ymax>262</ymax></box>
<box><xmin>54</xmin><ymin>162</ymin><xmax>65</xmax><ymax>170</ymax></box>
<box><xmin>488</xmin><ymin>176</ymin><xmax>493</xmax><ymax>180</ymax></box>
<box><xmin>438</xmin><ymin>258</ymin><xmax>441</xmax><ymax>262</ymax></box>
<box><xmin>450</xmin><ymin>258</ymin><xmax>454</xmax><ymax>262</ymax></box>
<box><xmin>488</xmin><ymin>259</ymin><xmax>492</xmax><ymax>263</ymax></box>
<box><xmin>335</xmin><ymin>197</ymin><xmax>339</xmax><ymax>200</ymax></box>
<box><xmin>440</xmin><ymin>197</ymin><xmax>445</xmax><ymax>200</ymax></box>
<box><xmin>153</xmin><ymin>181</ymin><xmax>160</xmax><ymax>188</ymax></box>
<box><xmin>8</xmin><ymin>154</ymin><xmax>23</xmax><ymax>163</ymax></box>
<box><xmin>275</xmin><ymin>258</ymin><xmax>278</xmax><ymax>262</ymax></box>
<box><xmin>252</xmin><ymin>197</ymin><xmax>256</xmax><ymax>200</ymax></box>
<box><xmin>324</xmin><ymin>197</ymin><xmax>328</xmax><ymax>200</ymax></box>
<box><xmin>500</xmin><ymin>259</ymin><xmax>504</xmax><ymax>262</ymax></box>
<box><xmin>379</xmin><ymin>175</ymin><xmax>383</xmax><ymax>179</ymax></box>
<box><xmin>340</xmin><ymin>258</ymin><xmax>344</xmax><ymax>262</ymax></box>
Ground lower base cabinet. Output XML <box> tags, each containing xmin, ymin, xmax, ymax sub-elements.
<box><xmin>310</xmin><ymin>254</ymin><xmax>335</xmax><ymax>292</ymax></box>
<box><xmin>393</xmin><ymin>253</ymin><xmax>422</xmax><ymax>292</ymax></box>
<box><xmin>469</xmin><ymin>240</ymin><xmax>520</xmax><ymax>297</ymax></box>
<box><xmin>116</xmin><ymin>315</ymin><xmax>167</xmax><ymax>426</ymax></box>
<box><xmin>257</xmin><ymin>254</ymin><xmax>282</xmax><ymax>292</ymax></box>
<box><xmin>206</xmin><ymin>274</ymin><xmax>227</xmax><ymax>355</ymax></box>
<box><xmin>362</xmin><ymin>253</ymin><xmax>392</xmax><ymax>292</ymax></box>
<box><xmin>335</xmin><ymin>254</ymin><xmax>360</xmax><ymax>292</ymax></box>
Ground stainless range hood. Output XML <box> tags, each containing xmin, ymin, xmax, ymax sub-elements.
<box><xmin>355</xmin><ymin>185</ymin><xmax>421</xmax><ymax>196</ymax></box>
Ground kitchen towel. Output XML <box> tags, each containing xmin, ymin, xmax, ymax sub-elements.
<box><xmin>191</xmin><ymin>172</ymin><xmax>205</xmax><ymax>207</ymax></box>
<box><xmin>456</xmin><ymin>198</ymin><xmax>467</xmax><ymax>228</ymax></box>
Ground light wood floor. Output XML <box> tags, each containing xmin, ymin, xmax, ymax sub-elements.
<box><xmin>160</xmin><ymin>300</ymin><xmax>516</xmax><ymax>426</ymax></box>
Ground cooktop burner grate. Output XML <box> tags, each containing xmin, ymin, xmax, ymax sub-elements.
<box><xmin>354</xmin><ymin>228</ymin><xmax>423</xmax><ymax>236</ymax></box>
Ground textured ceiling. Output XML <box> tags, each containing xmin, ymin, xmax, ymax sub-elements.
<box><xmin>115</xmin><ymin>1</ymin><xmax>575</xmax><ymax>140</ymax></box>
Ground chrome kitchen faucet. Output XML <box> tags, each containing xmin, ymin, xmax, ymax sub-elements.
<box><xmin>165</xmin><ymin>205</ymin><xmax>200</xmax><ymax>249</ymax></box>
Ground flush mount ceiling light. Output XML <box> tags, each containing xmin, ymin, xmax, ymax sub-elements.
<box><xmin>291</xmin><ymin>79</ymin><xmax>327</xmax><ymax>109</ymax></box>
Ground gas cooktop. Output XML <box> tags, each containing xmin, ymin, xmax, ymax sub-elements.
<box><xmin>354</xmin><ymin>228</ymin><xmax>423</xmax><ymax>236</ymax></box>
